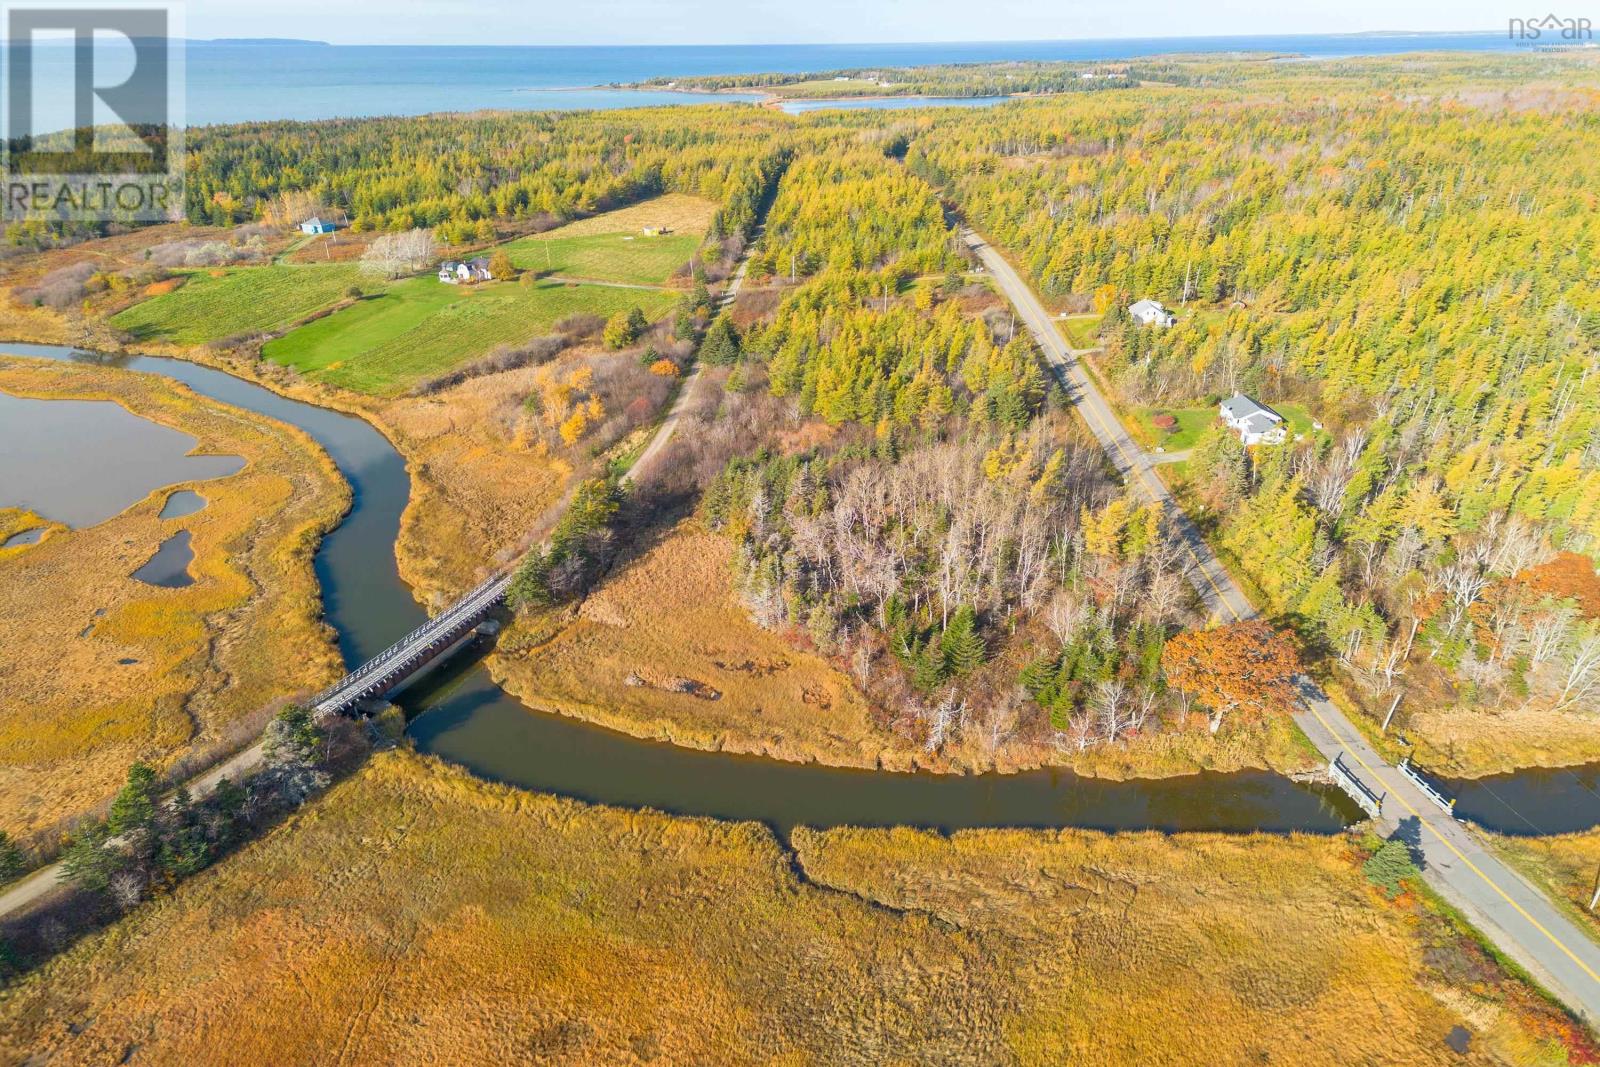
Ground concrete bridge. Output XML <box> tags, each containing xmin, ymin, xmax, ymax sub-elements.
<box><xmin>311</xmin><ymin>570</ymin><xmax>511</xmax><ymax>716</ymax></box>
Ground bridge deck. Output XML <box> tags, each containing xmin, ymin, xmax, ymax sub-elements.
<box><xmin>311</xmin><ymin>571</ymin><xmax>510</xmax><ymax>715</ymax></box>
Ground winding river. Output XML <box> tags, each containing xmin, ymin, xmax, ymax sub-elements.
<box><xmin>5</xmin><ymin>342</ymin><xmax>1594</xmax><ymax>837</ymax></box>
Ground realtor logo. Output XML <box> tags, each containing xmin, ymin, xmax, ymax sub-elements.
<box><xmin>1508</xmin><ymin>13</ymin><xmax>1594</xmax><ymax>41</ymax></box>
<box><xmin>2</xmin><ymin>3</ymin><xmax>185</xmax><ymax>221</ymax></box>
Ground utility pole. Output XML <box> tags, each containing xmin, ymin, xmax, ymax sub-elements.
<box><xmin>1381</xmin><ymin>692</ymin><xmax>1403</xmax><ymax>734</ymax></box>
<box><xmin>1590</xmin><ymin>868</ymin><xmax>1600</xmax><ymax>912</ymax></box>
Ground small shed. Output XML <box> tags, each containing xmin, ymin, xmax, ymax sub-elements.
<box><xmin>299</xmin><ymin>217</ymin><xmax>336</xmax><ymax>235</ymax></box>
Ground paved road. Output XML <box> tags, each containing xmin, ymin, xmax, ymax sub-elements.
<box><xmin>627</xmin><ymin>235</ymin><xmax>757</xmax><ymax>486</ymax></box>
<box><xmin>966</xmin><ymin>228</ymin><xmax>1600</xmax><ymax>1027</ymax></box>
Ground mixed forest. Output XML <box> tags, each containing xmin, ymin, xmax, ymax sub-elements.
<box><xmin>7</xmin><ymin>49</ymin><xmax>1600</xmax><ymax>766</ymax></box>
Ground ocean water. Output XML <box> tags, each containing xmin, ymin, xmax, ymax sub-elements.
<box><xmin>24</xmin><ymin>33</ymin><xmax>1531</xmax><ymax>129</ymax></box>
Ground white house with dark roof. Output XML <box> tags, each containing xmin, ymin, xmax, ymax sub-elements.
<box><xmin>1128</xmin><ymin>298</ymin><xmax>1176</xmax><ymax>328</ymax></box>
<box><xmin>438</xmin><ymin>257</ymin><xmax>493</xmax><ymax>284</ymax></box>
<box><xmin>1219</xmin><ymin>393</ymin><xmax>1286</xmax><ymax>446</ymax></box>
<box><xmin>299</xmin><ymin>217</ymin><xmax>335</xmax><ymax>235</ymax></box>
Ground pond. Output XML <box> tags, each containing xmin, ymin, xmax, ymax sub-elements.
<box><xmin>0</xmin><ymin>390</ymin><xmax>243</xmax><ymax>528</ymax></box>
<box><xmin>3</xmin><ymin>527</ymin><xmax>46</xmax><ymax>548</ymax></box>
<box><xmin>158</xmin><ymin>490</ymin><xmax>208</xmax><ymax>519</ymax></box>
<box><xmin>131</xmin><ymin>530</ymin><xmax>195</xmax><ymax>588</ymax></box>
<box><xmin>4</xmin><ymin>342</ymin><xmax>1592</xmax><ymax>838</ymax></box>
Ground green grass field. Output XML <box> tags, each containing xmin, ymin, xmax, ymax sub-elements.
<box><xmin>262</xmin><ymin>277</ymin><xmax>460</xmax><ymax>371</ymax></box>
<box><xmin>263</xmin><ymin>278</ymin><xmax>675</xmax><ymax>394</ymax></box>
<box><xmin>1131</xmin><ymin>404</ymin><xmax>1217</xmax><ymax>451</ymax></box>
<box><xmin>111</xmin><ymin>265</ymin><xmax>372</xmax><ymax>345</ymax></box>
<box><xmin>1058</xmin><ymin>314</ymin><xmax>1104</xmax><ymax>349</ymax></box>
<box><xmin>1131</xmin><ymin>400</ymin><xmax>1318</xmax><ymax>452</ymax></box>
<box><xmin>500</xmin><ymin>232</ymin><xmax>700</xmax><ymax>285</ymax></box>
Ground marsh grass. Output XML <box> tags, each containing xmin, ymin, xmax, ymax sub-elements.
<box><xmin>0</xmin><ymin>749</ymin><xmax>1588</xmax><ymax>1065</ymax></box>
<box><xmin>0</xmin><ymin>359</ymin><xmax>347</xmax><ymax>847</ymax></box>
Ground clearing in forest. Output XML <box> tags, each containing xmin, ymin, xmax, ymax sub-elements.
<box><xmin>109</xmin><ymin>264</ymin><xmax>373</xmax><ymax>345</ymax></box>
<box><xmin>500</xmin><ymin>194</ymin><xmax>717</xmax><ymax>285</ymax></box>
<box><xmin>262</xmin><ymin>278</ymin><xmax>674</xmax><ymax>394</ymax></box>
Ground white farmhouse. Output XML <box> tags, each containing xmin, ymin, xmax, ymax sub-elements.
<box><xmin>1219</xmin><ymin>393</ymin><xmax>1287</xmax><ymax>446</ymax></box>
<box><xmin>438</xmin><ymin>257</ymin><xmax>493</xmax><ymax>284</ymax></box>
<box><xmin>1128</xmin><ymin>299</ymin><xmax>1176</xmax><ymax>328</ymax></box>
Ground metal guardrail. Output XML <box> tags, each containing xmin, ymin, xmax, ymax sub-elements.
<box><xmin>1399</xmin><ymin>756</ymin><xmax>1458</xmax><ymax>818</ymax></box>
<box><xmin>1328</xmin><ymin>754</ymin><xmax>1384</xmax><ymax>819</ymax></box>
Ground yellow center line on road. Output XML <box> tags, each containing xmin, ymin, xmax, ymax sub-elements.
<box><xmin>1304</xmin><ymin>699</ymin><xmax>1600</xmax><ymax>987</ymax></box>
<box><xmin>991</xmin><ymin>239</ymin><xmax>1600</xmax><ymax>991</ymax></box>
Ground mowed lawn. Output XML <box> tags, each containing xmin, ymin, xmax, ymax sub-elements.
<box><xmin>263</xmin><ymin>278</ymin><xmax>675</xmax><ymax>394</ymax></box>
<box><xmin>500</xmin><ymin>231</ymin><xmax>701</xmax><ymax>285</ymax></box>
<box><xmin>1131</xmin><ymin>400</ymin><xmax>1320</xmax><ymax>451</ymax></box>
<box><xmin>110</xmin><ymin>264</ymin><xmax>372</xmax><ymax>345</ymax></box>
<box><xmin>1130</xmin><ymin>404</ymin><xmax>1219</xmax><ymax>451</ymax></box>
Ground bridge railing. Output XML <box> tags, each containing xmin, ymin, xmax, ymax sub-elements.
<box><xmin>1400</xmin><ymin>756</ymin><xmax>1458</xmax><ymax>818</ymax></box>
<box><xmin>309</xmin><ymin>570</ymin><xmax>510</xmax><ymax>712</ymax></box>
<box><xmin>1328</xmin><ymin>753</ymin><xmax>1384</xmax><ymax>820</ymax></box>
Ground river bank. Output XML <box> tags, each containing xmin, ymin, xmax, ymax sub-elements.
<box><xmin>1</xmin><ymin>341</ymin><xmax>1373</xmax><ymax>839</ymax></box>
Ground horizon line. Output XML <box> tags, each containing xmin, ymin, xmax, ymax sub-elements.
<box><xmin>13</xmin><ymin>27</ymin><xmax>1513</xmax><ymax>49</ymax></box>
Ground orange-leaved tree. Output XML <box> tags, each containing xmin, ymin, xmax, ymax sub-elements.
<box><xmin>1161</xmin><ymin>620</ymin><xmax>1301</xmax><ymax>734</ymax></box>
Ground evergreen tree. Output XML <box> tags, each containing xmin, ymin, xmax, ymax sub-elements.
<box><xmin>940</xmin><ymin>605</ymin><xmax>986</xmax><ymax>676</ymax></box>
<box><xmin>700</xmin><ymin>313</ymin><xmax>741</xmax><ymax>366</ymax></box>
<box><xmin>107</xmin><ymin>761</ymin><xmax>160</xmax><ymax>839</ymax></box>
<box><xmin>0</xmin><ymin>831</ymin><xmax>24</xmax><ymax>884</ymax></box>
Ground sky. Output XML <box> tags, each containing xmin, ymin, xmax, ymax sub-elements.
<box><xmin>183</xmin><ymin>0</ymin><xmax>1526</xmax><ymax>46</ymax></box>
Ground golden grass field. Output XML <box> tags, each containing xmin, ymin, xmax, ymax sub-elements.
<box><xmin>523</xmin><ymin>193</ymin><xmax>717</xmax><ymax>241</ymax></box>
<box><xmin>492</xmin><ymin>518</ymin><xmax>1320</xmax><ymax>779</ymax></box>
<box><xmin>380</xmin><ymin>367</ymin><xmax>571</xmax><ymax>605</ymax></box>
<box><xmin>1404</xmin><ymin>704</ymin><xmax>1600</xmax><ymax>780</ymax></box>
<box><xmin>0</xmin><ymin>748</ymin><xmax>1588</xmax><ymax>1065</ymax></box>
<box><xmin>0</xmin><ymin>358</ymin><xmax>347</xmax><ymax>847</ymax></box>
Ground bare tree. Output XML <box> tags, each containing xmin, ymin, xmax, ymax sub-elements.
<box><xmin>1552</xmin><ymin>633</ymin><xmax>1600</xmax><ymax>714</ymax></box>
<box><xmin>1304</xmin><ymin>427</ymin><xmax>1366</xmax><ymax>518</ymax></box>
<box><xmin>922</xmin><ymin>690</ymin><xmax>968</xmax><ymax>754</ymax></box>
<box><xmin>360</xmin><ymin>228</ymin><xmax>439</xmax><ymax>278</ymax></box>
<box><xmin>1526</xmin><ymin>605</ymin><xmax>1576</xmax><ymax>673</ymax></box>
<box><xmin>1045</xmin><ymin>588</ymin><xmax>1092</xmax><ymax>647</ymax></box>
<box><xmin>1429</xmin><ymin>559</ymin><xmax>1489</xmax><ymax>639</ymax></box>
